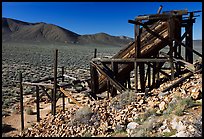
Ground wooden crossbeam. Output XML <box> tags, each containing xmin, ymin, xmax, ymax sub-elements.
<box><xmin>22</xmin><ymin>82</ymin><xmax>53</xmax><ymax>89</ymax></box>
<box><xmin>32</xmin><ymin>76</ymin><xmax>63</xmax><ymax>83</ymax></box>
<box><xmin>39</xmin><ymin>86</ymin><xmax>53</xmax><ymax>101</ymax></box>
<box><xmin>94</xmin><ymin>58</ymin><xmax>169</xmax><ymax>63</ymax></box>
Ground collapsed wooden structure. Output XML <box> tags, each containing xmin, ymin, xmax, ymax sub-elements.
<box><xmin>18</xmin><ymin>7</ymin><xmax>202</xmax><ymax>133</ymax></box>
<box><xmin>90</xmin><ymin>8</ymin><xmax>202</xmax><ymax>99</ymax></box>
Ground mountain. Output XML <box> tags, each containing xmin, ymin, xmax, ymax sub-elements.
<box><xmin>2</xmin><ymin>17</ymin><xmax>133</xmax><ymax>46</ymax></box>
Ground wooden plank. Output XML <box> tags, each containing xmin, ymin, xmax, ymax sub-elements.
<box><xmin>157</xmin><ymin>5</ymin><xmax>163</xmax><ymax>14</ymax></box>
<box><xmin>97</xmin><ymin>20</ymin><xmax>169</xmax><ymax>94</ymax></box>
<box><xmin>53</xmin><ymin>49</ymin><xmax>58</xmax><ymax>115</ymax></box>
<box><xmin>161</xmin><ymin>72</ymin><xmax>193</xmax><ymax>93</ymax></box>
<box><xmin>98</xmin><ymin>58</ymin><xmax>169</xmax><ymax>63</ymax></box>
<box><xmin>19</xmin><ymin>72</ymin><xmax>24</xmax><ymax>131</ymax></box>
<box><xmin>22</xmin><ymin>82</ymin><xmax>54</xmax><ymax>89</ymax></box>
<box><xmin>36</xmin><ymin>85</ymin><xmax>40</xmax><ymax>122</ymax></box>
<box><xmin>174</xmin><ymin>39</ymin><xmax>202</xmax><ymax>57</ymax></box>
<box><xmin>60</xmin><ymin>88</ymin><xmax>82</xmax><ymax>107</ymax></box>
<box><xmin>32</xmin><ymin>76</ymin><xmax>63</xmax><ymax>83</ymax></box>
<box><xmin>173</xmin><ymin>59</ymin><xmax>195</xmax><ymax>72</ymax></box>
<box><xmin>91</xmin><ymin>61</ymin><xmax>126</xmax><ymax>93</ymax></box>
<box><xmin>90</xmin><ymin>64</ymin><xmax>98</xmax><ymax>98</ymax></box>
<box><xmin>94</xmin><ymin>48</ymin><xmax>97</xmax><ymax>58</ymax></box>
<box><xmin>139</xmin><ymin>62</ymin><xmax>145</xmax><ymax>92</ymax></box>
<box><xmin>185</xmin><ymin>12</ymin><xmax>193</xmax><ymax>63</ymax></box>
<box><xmin>111</xmin><ymin>62</ymin><xmax>118</xmax><ymax>97</ymax></box>
<box><xmin>61</xmin><ymin>66</ymin><xmax>65</xmax><ymax>112</ymax></box>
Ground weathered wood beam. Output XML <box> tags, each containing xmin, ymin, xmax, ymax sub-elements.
<box><xmin>19</xmin><ymin>72</ymin><xmax>24</xmax><ymax>132</ymax></box>
<box><xmin>61</xmin><ymin>66</ymin><xmax>65</xmax><ymax>112</ymax></box>
<box><xmin>36</xmin><ymin>85</ymin><xmax>40</xmax><ymax>122</ymax></box>
<box><xmin>90</xmin><ymin>63</ymin><xmax>98</xmax><ymax>98</ymax></box>
<box><xmin>60</xmin><ymin>88</ymin><xmax>82</xmax><ymax>107</ymax></box>
<box><xmin>53</xmin><ymin>49</ymin><xmax>58</xmax><ymax>116</ymax></box>
<box><xmin>91</xmin><ymin>61</ymin><xmax>126</xmax><ymax>93</ymax></box>
<box><xmin>32</xmin><ymin>76</ymin><xmax>63</xmax><ymax>83</ymax></box>
<box><xmin>174</xmin><ymin>39</ymin><xmax>202</xmax><ymax>58</ymax></box>
<box><xmin>22</xmin><ymin>82</ymin><xmax>54</xmax><ymax>89</ymax></box>
<box><xmin>96</xmin><ymin>58</ymin><xmax>169</xmax><ymax>63</ymax></box>
<box><xmin>161</xmin><ymin>72</ymin><xmax>193</xmax><ymax>93</ymax></box>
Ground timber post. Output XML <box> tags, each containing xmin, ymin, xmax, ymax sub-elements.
<box><xmin>19</xmin><ymin>72</ymin><xmax>24</xmax><ymax>132</ymax></box>
<box><xmin>36</xmin><ymin>85</ymin><xmax>40</xmax><ymax>122</ymax></box>
<box><xmin>61</xmin><ymin>66</ymin><xmax>65</xmax><ymax>112</ymax></box>
<box><xmin>53</xmin><ymin>49</ymin><xmax>58</xmax><ymax>116</ymax></box>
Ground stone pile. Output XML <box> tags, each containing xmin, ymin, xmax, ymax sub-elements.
<box><xmin>21</xmin><ymin>72</ymin><xmax>202</xmax><ymax>137</ymax></box>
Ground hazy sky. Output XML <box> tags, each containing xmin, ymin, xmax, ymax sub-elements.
<box><xmin>2</xmin><ymin>2</ymin><xmax>202</xmax><ymax>40</ymax></box>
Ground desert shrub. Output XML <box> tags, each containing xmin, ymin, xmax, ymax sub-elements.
<box><xmin>165</xmin><ymin>96</ymin><xmax>195</xmax><ymax>116</ymax></box>
<box><xmin>132</xmin><ymin>116</ymin><xmax>162</xmax><ymax>137</ymax></box>
<box><xmin>134</xmin><ymin>108</ymin><xmax>156</xmax><ymax>124</ymax></box>
<box><xmin>180</xmin><ymin>96</ymin><xmax>194</xmax><ymax>108</ymax></box>
<box><xmin>163</xmin><ymin>129</ymin><xmax>177</xmax><ymax>137</ymax></box>
<box><xmin>26</xmin><ymin>107</ymin><xmax>34</xmax><ymax>115</ymax></box>
<box><xmin>111</xmin><ymin>90</ymin><xmax>136</xmax><ymax>110</ymax></box>
<box><xmin>82</xmin><ymin>130</ymin><xmax>92</xmax><ymax>137</ymax></box>
<box><xmin>111</xmin><ymin>131</ymin><xmax>128</xmax><ymax>137</ymax></box>
<box><xmin>74</xmin><ymin>106</ymin><xmax>93</xmax><ymax>124</ymax></box>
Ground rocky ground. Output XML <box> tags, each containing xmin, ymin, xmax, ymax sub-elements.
<box><xmin>10</xmin><ymin>70</ymin><xmax>200</xmax><ymax>137</ymax></box>
<box><xmin>2</xmin><ymin>42</ymin><xmax>120</xmax><ymax>137</ymax></box>
<box><xmin>2</xmin><ymin>42</ymin><xmax>202</xmax><ymax>137</ymax></box>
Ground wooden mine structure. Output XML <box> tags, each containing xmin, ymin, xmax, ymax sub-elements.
<box><xmin>18</xmin><ymin>7</ymin><xmax>202</xmax><ymax>133</ymax></box>
<box><xmin>89</xmin><ymin>8</ymin><xmax>202</xmax><ymax>99</ymax></box>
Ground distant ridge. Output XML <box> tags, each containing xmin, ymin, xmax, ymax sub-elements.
<box><xmin>2</xmin><ymin>17</ymin><xmax>133</xmax><ymax>46</ymax></box>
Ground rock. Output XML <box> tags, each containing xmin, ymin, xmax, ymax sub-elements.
<box><xmin>127</xmin><ymin>122</ymin><xmax>139</xmax><ymax>130</ymax></box>
<box><xmin>191</xmin><ymin>91</ymin><xmax>202</xmax><ymax>100</ymax></box>
<box><xmin>148</xmin><ymin>100</ymin><xmax>155</xmax><ymax>108</ymax></box>
<box><xmin>126</xmin><ymin>122</ymin><xmax>139</xmax><ymax>137</ymax></box>
<box><xmin>159</xmin><ymin>101</ymin><xmax>166</xmax><ymax>111</ymax></box>
<box><xmin>162</xmin><ymin>127</ymin><xmax>171</xmax><ymax>133</ymax></box>
<box><xmin>174</xmin><ymin>131</ymin><xmax>189</xmax><ymax>137</ymax></box>
<box><xmin>114</xmin><ymin>124</ymin><xmax>125</xmax><ymax>132</ymax></box>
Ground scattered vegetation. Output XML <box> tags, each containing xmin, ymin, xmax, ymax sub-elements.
<box><xmin>111</xmin><ymin>90</ymin><xmax>136</xmax><ymax>110</ymax></box>
<box><xmin>132</xmin><ymin>116</ymin><xmax>163</xmax><ymax>137</ymax></box>
<box><xmin>164</xmin><ymin>95</ymin><xmax>195</xmax><ymax>116</ymax></box>
<box><xmin>134</xmin><ymin>108</ymin><xmax>156</xmax><ymax>124</ymax></box>
<box><xmin>163</xmin><ymin>129</ymin><xmax>177</xmax><ymax>137</ymax></box>
<box><xmin>111</xmin><ymin>131</ymin><xmax>128</xmax><ymax>137</ymax></box>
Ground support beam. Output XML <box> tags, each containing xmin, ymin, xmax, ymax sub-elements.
<box><xmin>22</xmin><ymin>82</ymin><xmax>54</xmax><ymax>89</ymax></box>
<box><xmin>111</xmin><ymin>61</ymin><xmax>118</xmax><ymax>97</ymax></box>
<box><xmin>61</xmin><ymin>66</ymin><xmax>65</xmax><ymax>112</ymax></box>
<box><xmin>185</xmin><ymin>12</ymin><xmax>193</xmax><ymax>63</ymax></box>
<box><xmin>94</xmin><ymin>48</ymin><xmax>97</xmax><ymax>58</ymax></box>
<box><xmin>53</xmin><ymin>49</ymin><xmax>58</xmax><ymax>116</ymax></box>
<box><xmin>168</xmin><ymin>18</ymin><xmax>175</xmax><ymax>80</ymax></box>
<box><xmin>36</xmin><ymin>85</ymin><xmax>40</xmax><ymax>122</ymax></box>
<box><xmin>60</xmin><ymin>88</ymin><xmax>82</xmax><ymax>107</ymax></box>
<box><xmin>147</xmin><ymin>63</ymin><xmax>151</xmax><ymax>88</ymax></box>
<box><xmin>161</xmin><ymin>72</ymin><xmax>193</xmax><ymax>93</ymax></box>
<box><xmin>90</xmin><ymin>64</ymin><xmax>98</xmax><ymax>99</ymax></box>
<box><xmin>19</xmin><ymin>72</ymin><xmax>24</xmax><ymax>132</ymax></box>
